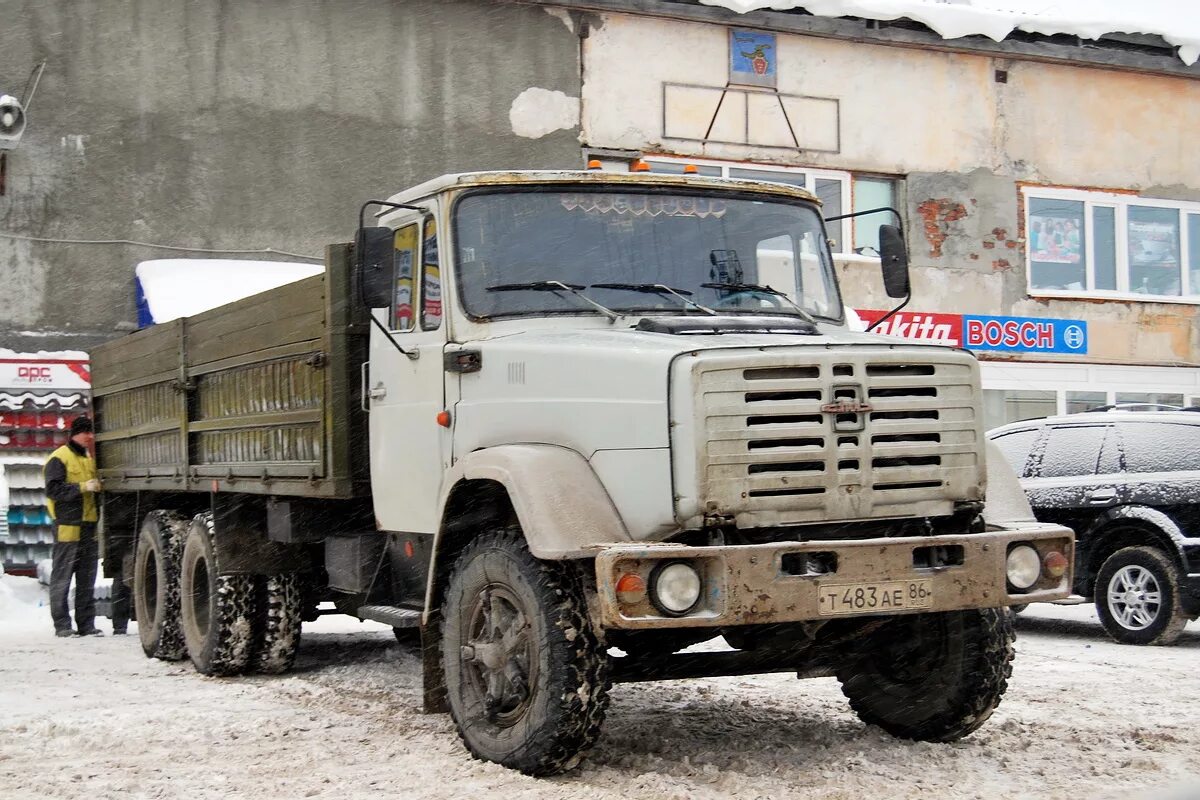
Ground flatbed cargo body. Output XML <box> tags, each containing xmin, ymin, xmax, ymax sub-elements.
<box><xmin>91</xmin><ymin>247</ymin><xmax>369</xmax><ymax>500</ymax></box>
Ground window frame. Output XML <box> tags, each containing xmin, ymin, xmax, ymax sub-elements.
<box><xmin>1023</xmin><ymin>186</ymin><xmax>1200</xmax><ymax>304</ymax></box>
<box><xmin>419</xmin><ymin>216</ymin><xmax>442</xmax><ymax>331</ymax></box>
<box><xmin>644</xmin><ymin>155</ymin><xmax>853</xmax><ymax>254</ymax></box>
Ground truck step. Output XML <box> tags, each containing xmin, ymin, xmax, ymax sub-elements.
<box><xmin>357</xmin><ymin>605</ymin><xmax>421</xmax><ymax>628</ymax></box>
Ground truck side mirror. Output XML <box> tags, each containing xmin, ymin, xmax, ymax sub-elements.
<box><xmin>879</xmin><ymin>224</ymin><xmax>910</xmax><ymax>298</ymax></box>
<box><xmin>356</xmin><ymin>227</ymin><xmax>394</xmax><ymax>309</ymax></box>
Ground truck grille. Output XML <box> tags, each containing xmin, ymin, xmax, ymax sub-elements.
<box><xmin>689</xmin><ymin>348</ymin><xmax>984</xmax><ymax>527</ymax></box>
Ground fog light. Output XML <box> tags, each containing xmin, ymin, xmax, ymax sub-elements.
<box><xmin>650</xmin><ymin>561</ymin><xmax>702</xmax><ymax>615</ymax></box>
<box><xmin>1006</xmin><ymin>545</ymin><xmax>1041</xmax><ymax>590</ymax></box>
<box><xmin>1043</xmin><ymin>550</ymin><xmax>1069</xmax><ymax>578</ymax></box>
<box><xmin>615</xmin><ymin>572</ymin><xmax>647</xmax><ymax>606</ymax></box>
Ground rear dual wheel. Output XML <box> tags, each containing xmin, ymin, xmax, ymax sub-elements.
<box><xmin>134</xmin><ymin>511</ymin><xmax>190</xmax><ymax>660</ymax></box>
<box><xmin>177</xmin><ymin>512</ymin><xmax>304</xmax><ymax>675</ymax></box>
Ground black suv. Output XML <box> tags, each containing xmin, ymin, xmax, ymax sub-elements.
<box><xmin>988</xmin><ymin>408</ymin><xmax>1200</xmax><ymax>645</ymax></box>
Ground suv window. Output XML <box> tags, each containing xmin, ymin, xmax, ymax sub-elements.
<box><xmin>1036</xmin><ymin>425</ymin><xmax>1105</xmax><ymax>478</ymax></box>
<box><xmin>992</xmin><ymin>429</ymin><xmax>1039</xmax><ymax>477</ymax></box>
<box><xmin>1117</xmin><ymin>422</ymin><xmax>1200</xmax><ymax>473</ymax></box>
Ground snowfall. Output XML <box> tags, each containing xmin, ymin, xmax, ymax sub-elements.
<box><xmin>1</xmin><ymin>571</ymin><xmax>1197</xmax><ymax>799</ymax></box>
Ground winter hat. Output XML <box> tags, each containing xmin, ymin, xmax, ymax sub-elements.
<box><xmin>69</xmin><ymin>416</ymin><xmax>94</xmax><ymax>436</ymax></box>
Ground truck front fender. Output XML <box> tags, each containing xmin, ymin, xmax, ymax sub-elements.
<box><xmin>436</xmin><ymin>444</ymin><xmax>632</xmax><ymax>560</ymax></box>
<box><xmin>982</xmin><ymin>440</ymin><xmax>1036</xmax><ymax>526</ymax></box>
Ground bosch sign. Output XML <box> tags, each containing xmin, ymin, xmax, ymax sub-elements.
<box><xmin>857</xmin><ymin>310</ymin><xmax>1087</xmax><ymax>355</ymax></box>
<box><xmin>963</xmin><ymin>315</ymin><xmax>1087</xmax><ymax>354</ymax></box>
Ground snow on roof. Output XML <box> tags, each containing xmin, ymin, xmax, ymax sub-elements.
<box><xmin>136</xmin><ymin>259</ymin><xmax>324</xmax><ymax>325</ymax></box>
<box><xmin>0</xmin><ymin>348</ymin><xmax>89</xmax><ymax>361</ymax></box>
<box><xmin>700</xmin><ymin>0</ymin><xmax>1200</xmax><ymax>65</ymax></box>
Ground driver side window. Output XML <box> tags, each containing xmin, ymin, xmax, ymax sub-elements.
<box><xmin>392</xmin><ymin>223</ymin><xmax>419</xmax><ymax>332</ymax></box>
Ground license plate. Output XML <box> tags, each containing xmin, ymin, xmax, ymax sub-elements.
<box><xmin>816</xmin><ymin>580</ymin><xmax>933</xmax><ymax>616</ymax></box>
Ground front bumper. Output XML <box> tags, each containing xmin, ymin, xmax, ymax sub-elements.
<box><xmin>594</xmin><ymin>522</ymin><xmax>1074</xmax><ymax>630</ymax></box>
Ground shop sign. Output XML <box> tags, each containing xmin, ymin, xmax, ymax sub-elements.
<box><xmin>856</xmin><ymin>310</ymin><xmax>1088</xmax><ymax>355</ymax></box>
<box><xmin>963</xmin><ymin>314</ymin><xmax>1088</xmax><ymax>355</ymax></box>
<box><xmin>855</xmin><ymin>310</ymin><xmax>961</xmax><ymax>344</ymax></box>
<box><xmin>0</xmin><ymin>359</ymin><xmax>91</xmax><ymax>390</ymax></box>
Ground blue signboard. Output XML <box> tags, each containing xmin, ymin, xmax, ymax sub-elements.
<box><xmin>963</xmin><ymin>314</ymin><xmax>1087</xmax><ymax>355</ymax></box>
<box><xmin>730</xmin><ymin>30</ymin><xmax>777</xmax><ymax>88</ymax></box>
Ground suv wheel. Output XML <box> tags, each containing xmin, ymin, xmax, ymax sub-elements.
<box><xmin>1095</xmin><ymin>546</ymin><xmax>1188</xmax><ymax>646</ymax></box>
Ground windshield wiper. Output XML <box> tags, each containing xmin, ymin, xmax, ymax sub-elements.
<box><xmin>591</xmin><ymin>283</ymin><xmax>717</xmax><ymax>315</ymax></box>
<box><xmin>486</xmin><ymin>280</ymin><xmax>619</xmax><ymax>322</ymax></box>
<box><xmin>700</xmin><ymin>282</ymin><xmax>818</xmax><ymax>324</ymax></box>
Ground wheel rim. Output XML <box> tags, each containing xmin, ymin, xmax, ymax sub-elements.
<box><xmin>190</xmin><ymin>555</ymin><xmax>211</xmax><ymax>638</ymax></box>
<box><xmin>461</xmin><ymin>584</ymin><xmax>536</xmax><ymax>726</ymax></box>
<box><xmin>1107</xmin><ymin>565</ymin><xmax>1162</xmax><ymax>630</ymax></box>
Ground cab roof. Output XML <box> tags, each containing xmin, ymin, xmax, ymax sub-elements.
<box><xmin>382</xmin><ymin>169</ymin><xmax>821</xmax><ymax>209</ymax></box>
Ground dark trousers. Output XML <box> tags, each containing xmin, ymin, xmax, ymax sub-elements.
<box><xmin>50</xmin><ymin>524</ymin><xmax>98</xmax><ymax>634</ymax></box>
<box><xmin>111</xmin><ymin>557</ymin><xmax>131</xmax><ymax>632</ymax></box>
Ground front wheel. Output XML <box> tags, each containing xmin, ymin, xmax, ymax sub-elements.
<box><xmin>837</xmin><ymin>609</ymin><xmax>1014</xmax><ymax>742</ymax></box>
<box><xmin>441</xmin><ymin>530</ymin><xmax>610</xmax><ymax>776</ymax></box>
<box><xmin>1095</xmin><ymin>546</ymin><xmax>1187</xmax><ymax>646</ymax></box>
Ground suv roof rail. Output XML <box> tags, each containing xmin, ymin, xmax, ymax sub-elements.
<box><xmin>1085</xmin><ymin>403</ymin><xmax>1183</xmax><ymax>413</ymax></box>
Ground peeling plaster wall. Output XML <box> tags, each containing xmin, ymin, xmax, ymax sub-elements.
<box><xmin>0</xmin><ymin>0</ymin><xmax>580</xmax><ymax>351</ymax></box>
<box><xmin>581</xmin><ymin>12</ymin><xmax>1200</xmax><ymax>366</ymax></box>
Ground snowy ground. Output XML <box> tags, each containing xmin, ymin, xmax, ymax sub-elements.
<box><xmin>2</xmin><ymin>574</ymin><xmax>1198</xmax><ymax>800</ymax></box>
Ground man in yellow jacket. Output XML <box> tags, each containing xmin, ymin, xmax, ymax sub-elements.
<box><xmin>44</xmin><ymin>416</ymin><xmax>103</xmax><ymax>637</ymax></box>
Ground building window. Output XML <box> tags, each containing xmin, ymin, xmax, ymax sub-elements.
<box><xmin>1024</xmin><ymin>186</ymin><xmax>1200</xmax><ymax>302</ymax></box>
<box><xmin>1114</xmin><ymin>391</ymin><xmax>1185</xmax><ymax>409</ymax></box>
<box><xmin>982</xmin><ymin>389</ymin><xmax>1057</xmax><ymax>430</ymax></box>
<box><xmin>1065</xmin><ymin>391</ymin><xmax>1106</xmax><ymax>414</ymax></box>
<box><xmin>644</xmin><ymin>157</ymin><xmax>853</xmax><ymax>253</ymax></box>
<box><xmin>852</xmin><ymin>176</ymin><xmax>897</xmax><ymax>255</ymax></box>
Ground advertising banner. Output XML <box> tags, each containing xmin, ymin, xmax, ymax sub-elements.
<box><xmin>0</xmin><ymin>358</ymin><xmax>91</xmax><ymax>390</ymax></box>
<box><xmin>857</xmin><ymin>311</ymin><xmax>1087</xmax><ymax>355</ymax></box>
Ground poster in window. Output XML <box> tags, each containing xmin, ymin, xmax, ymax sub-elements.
<box><xmin>1029</xmin><ymin>208</ymin><xmax>1083</xmax><ymax>265</ymax></box>
<box><xmin>422</xmin><ymin>220</ymin><xmax>442</xmax><ymax>329</ymax></box>
<box><xmin>393</xmin><ymin>225</ymin><xmax>418</xmax><ymax>330</ymax></box>
<box><xmin>1127</xmin><ymin>220</ymin><xmax>1179</xmax><ymax>269</ymax></box>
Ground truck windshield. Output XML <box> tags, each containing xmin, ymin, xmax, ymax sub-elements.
<box><xmin>454</xmin><ymin>188</ymin><xmax>842</xmax><ymax>322</ymax></box>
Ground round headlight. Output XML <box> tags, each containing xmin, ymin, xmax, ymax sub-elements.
<box><xmin>1006</xmin><ymin>545</ymin><xmax>1041</xmax><ymax>590</ymax></box>
<box><xmin>650</xmin><ymin>561</ymin><xmax>702</xmax><ymax>615</ymax></box>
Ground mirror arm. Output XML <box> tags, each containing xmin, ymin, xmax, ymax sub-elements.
<box><xmin>865</xmin><ymin>291</ymin><xmax>911</xmax><ymax>334</ymax></box>
<box><xmin>368</xmin><ymin>313</ymin><xmax>421</xmax><ymax>360</ymax></box>
<box><xmin>358</xmin><ymin>200</ymin><xmax>428</xmax><ymax>232</ymax></box>
<box><xmin>824</xmin><ymin>205</ymin><xmax>902</xmax><ymax>226</ymax></box>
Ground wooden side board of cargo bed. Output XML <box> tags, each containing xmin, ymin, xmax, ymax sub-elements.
<box><xmin>91</xmin><ymin>244</ymin><xmax>370</xmax><ymax>499</ymax></box>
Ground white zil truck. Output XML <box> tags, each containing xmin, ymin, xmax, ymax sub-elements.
<box><xmin>91</xmin><ymin>169</ymin><xmax>1074</xmax><ymax>775</ymax></box>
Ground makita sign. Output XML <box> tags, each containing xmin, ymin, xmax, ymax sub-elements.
<box><xmin>857</xmin><ymin>311</ymin><xmax>961</xmax><ymax>345</ymax></box>
<box><xmin>857</xmin><ymin>310</ymin><xmax>1088</xmax><ymax>355</ymax></box>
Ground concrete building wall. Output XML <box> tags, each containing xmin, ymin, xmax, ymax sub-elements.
<box><xmin>579</xmin><ymin>12</ymin><xmax>1200</xmax><ymax>366</ymax></box>
<box><xmin>0</xmin><ymin>0</ymin><xmax>583</xmax><ymax>351</ymax></box>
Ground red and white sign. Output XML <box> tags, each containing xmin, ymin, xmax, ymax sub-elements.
<box><xmin>855</xmin><ymin>310</ymin><xmax>962</xmax><ymax>345</ymax></box>
<box><xmin>0</xmin><ymin>358</ymin><xmax>91</xmax><ymax>390</ymax></box>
